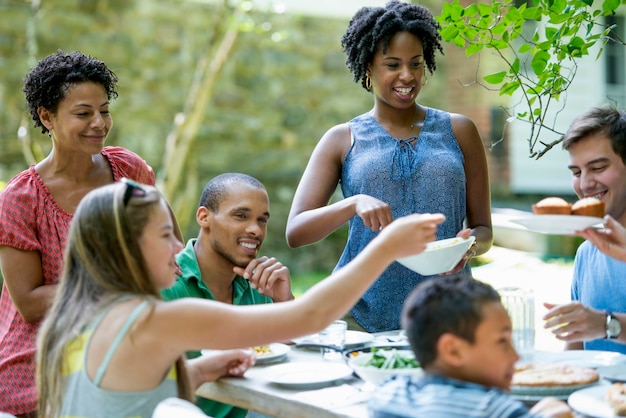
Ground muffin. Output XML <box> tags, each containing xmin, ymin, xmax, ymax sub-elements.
<box><xmin>571</xmin><ymin>197</ymin><xmax>605</xmax><ymax>218</ymax></box>
<box><xmin>532</xmin><ymin>197</ymin><xmax>572</xmax><ymax>215</ymax></box>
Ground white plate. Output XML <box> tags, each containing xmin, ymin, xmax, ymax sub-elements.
<box><xmin>262</xmin><ymin>362</ymin><xmax>354</xmax><ymax>389</ymax></box>
<box><xmin>202</xmin><ymin>343</ymin><xmax>290</xmax><ymax>365</ymax></box>
<box><xmin>519</xmin><ymin>350</ymin><xmax>626</xmax><ymax>369</ymax></box>
<box><xmin>292</xmin><ymin>331</ymin><xmax>374</xmax><ymax>349</ymax></box>
<box><xmin>568</xmin><ymin>384</ymin><xmax>616</xmax><ymax>418</ymax></box>
<box><xmin>510</xmin><ymin>215</ymin><xmax>602</xmax><ymax>235</ymax></box>
<box><xmin>345</xmin><ymin>331</ymin><xmax>375</xmax><ymax>348</ymax></box>
<box><xmin>597</xmin><ymin>365</ymin><xmax>626</xmax><ymax>383</ymax></box>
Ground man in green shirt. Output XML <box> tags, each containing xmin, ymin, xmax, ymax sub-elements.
<box><xmin>162</xmin><ymin>173</ymin><xmax>294</xmax><ymax>418</ymax></box>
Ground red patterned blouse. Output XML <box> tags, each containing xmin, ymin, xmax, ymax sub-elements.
<box><xmin>0</xmin><ymin>147</ymin><xmax>155</xmax><ymax>415</ymax></box>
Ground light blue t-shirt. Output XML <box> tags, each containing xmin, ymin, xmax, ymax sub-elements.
<box><xmin>337</xmin><ymin>108</ymin><xmax>468</xmax><ymax>332</ymax></box>
<box><xmin>572</xmin><ymin>240</ymin><xmax>626</xmax><ymax>353</ymax></box>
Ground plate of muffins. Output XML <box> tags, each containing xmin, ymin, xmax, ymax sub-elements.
<box><xmin>510</xmin><ymin>197</ymin><xmax>605</xmax><ymax>235</ymax></box>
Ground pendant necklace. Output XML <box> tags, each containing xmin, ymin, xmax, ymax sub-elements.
<box><xmin>408</xmin><ymin>106</ymin><xmax>419</xmax><ymax>130</ymax></box>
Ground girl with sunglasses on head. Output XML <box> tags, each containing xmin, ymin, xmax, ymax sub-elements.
<box><xmin>36</xmin><ymin>180</ymin><xmax>444</xmax><ymax>418</ymax></box>
<box><xmin>0</xmin><ymin>51</ymin><xmax>157</xmax><ymax>417</ymax></box>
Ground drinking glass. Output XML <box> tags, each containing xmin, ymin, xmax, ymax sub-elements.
<box><xmin>318</xmin><ymin>320</ymin><xmax>347</xmax><ymax>360</ymax></box>
<box><xmin>498</xmin><ymin>287</ymin><xmax>535</xmax><ymax>354</ymax></box>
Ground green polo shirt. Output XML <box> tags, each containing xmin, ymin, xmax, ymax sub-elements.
<box><xmin>161</xmin><ymin>239</ymin><xmax>273</xmax><ymax>418</ymax></box>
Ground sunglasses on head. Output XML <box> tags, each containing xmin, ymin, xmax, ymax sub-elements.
<box><xmin>121</xmin><ymin>178</ymin><xmax>147</xmax><ymax>206</ymax></box>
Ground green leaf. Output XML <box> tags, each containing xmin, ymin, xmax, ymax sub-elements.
<box><xmin>511</xmin><ymin>57</ymin><xmax>521</xmax><ymax>74</ymax></box>
<box><xmin>465</xmin><ymin>3</ymin><xmax>478</xmax><ymax>16</ymax></box>
<box><xmin>476</xmin><ymin>3</ymin><xmax>492</xmax><ymax>17</ymax></box>
<box><xmin>549</xmin><ymin>13</ymin><xmax>573</xmax><ymax>25</ymax></box>
<box><xmin>440</xmin><ymin>25</ymin><xmax>460</xmax><ymax>42</ymax></box>
<box><xmin>450</xmin><ymin>2</ymin><xmax>463</xmax><ymax>20</ymax></box>
<box><xmin>522</xmin><ymin>6</ymin><xmax>543</xmax><ymax>21</ymax></box>
<box><xmin>545</xmin><ymin>26</ymin><xmax>559</xmax><ymax>40</ymax></box>
<box><xmin>493</xmin><ymin>39</ymin><xmax>510</xmax><ymax>50</ymax></box>
<box><xmin>531</xmin><ymin>50</ymin><xmax>550</xmax><ymax>75</ymax></box>
<box><xmin>453</xmin><ymin>35</ymin><xmax>467</xmax><ymax>48</ymax></box>
<box><xmin>603</xmin><ymin>0</ymin><xmax>620</xmax><ymax>13</ymax></box>
<box><xmin>466</xmin><ymin>42</ymin><xmax>484</xmax><ymax>56</ymax></box>
<box><xmin>532</xmin><ymin>30</ymin><xmax>540</xmax><ymax>43</ymax></box>
<box><xmin>518</xmin><ymin>42</ymin><xmax>531</xmax><ymax>54</ymax></box>
<box><xmin>548</xmin><ymin>0</ymin><xmax>567</xmax><ymax>14</ymax></box>
<box><xmin>538</xmin><ymin>40</ymin><xmax>552</xmax><ymax>51</ymax></box>
<box><xmin>567</xmin><ymin>36</ymin><xmax>586</xmax><ymax>57</ymax></box>
<box><xmin>491</xmin><ymin>22</ymin><xmax>507</xmax><ymax>35</ymax></box>
<box><xmin>483</xmin><ymin>71</ymin><xmax>507</xmax><ymax>84</ymax></box>
<box><xmin>500</xmin><ymin>81</ymin><xmax>520</xmax><ymax>96</ymax></box>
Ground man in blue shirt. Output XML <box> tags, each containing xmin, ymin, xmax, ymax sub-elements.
<box><xmin>544</xmin><ymin>106</ymin><xmax>626</xmax><ymax>353</ymax></box>
<box><xmin>162</xmin><ymin>173</ymin><xmax>293</xmax><ymax>418</ymax></box>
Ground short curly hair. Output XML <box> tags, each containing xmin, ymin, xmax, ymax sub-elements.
<box><xmin>341</xmin><ymin>0</ymin><xmax>443</xmax><ymax>91</ymax></box>
<box><xmin>23</xmin><ymin>50</ymin><xmax>119</xmax><ymax>134</ymax></box>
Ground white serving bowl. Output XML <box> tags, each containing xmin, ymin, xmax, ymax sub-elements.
<box><xmin>347</xmin><ymin>349</ymin><xmax>423</xmax><ymax>386</ymax></box>
<box><xmin>397</xmin><ymin>236</ymin><xmax>475</xmax><ymax>276</ymax></box>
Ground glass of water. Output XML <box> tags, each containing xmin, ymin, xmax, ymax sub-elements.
<box><xmin>498</xmin><ymin>287</ymin><xmax>535</xmax><ymax>354</ymax></box>
<box><xmin>318</xmin><ymin>320</ymin><xmax>347</xmax><ymax>360</ymax></box>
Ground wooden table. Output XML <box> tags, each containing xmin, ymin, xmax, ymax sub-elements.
<box><xmin>195</xmin><ymin>332</ymin><xmax>600</xmax><ymax>418</ymax></box>
<box><xmin>196</xmin><ymin>345</ymin><xmax>371</xmax><ymax>418</ymax></box>
<box><xmin>195</xmin><ymin>332</ymin><xmax>408</xmax><ymax>418</ymax></box>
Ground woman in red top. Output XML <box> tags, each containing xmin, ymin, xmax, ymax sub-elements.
<box><xmin>0</xmin><ymin>50</ymin><xmax>155</xmax><ymax>417</ymax></box>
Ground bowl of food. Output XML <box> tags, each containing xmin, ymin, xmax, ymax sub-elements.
<box><xmin>396</xmin><ymin>236</ymin><xmax>475</xmax><ymax>276</ymax></box>
<box><xmin>346</xmin><ymin>348</ymin><xmax>423</xmax><ymax>386</ymax></box>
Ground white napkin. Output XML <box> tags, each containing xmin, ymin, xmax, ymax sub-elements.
<box><xmin>291</xmin><ymin>384</ymin><xmax>370</xmax><ymax>408</ymax></box>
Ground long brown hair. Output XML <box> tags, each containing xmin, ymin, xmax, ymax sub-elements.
<box><xmin>37</xmin><ymin>182</ymin><xmax>191</xmax><ymax>417</ymax></box>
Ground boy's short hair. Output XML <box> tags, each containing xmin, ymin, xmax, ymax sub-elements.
<box><xmin>401</xmin><ymin>273</ymin><xmax>501</xmax><ymax>367</ymax></box>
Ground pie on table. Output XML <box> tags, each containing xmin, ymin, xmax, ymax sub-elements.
<box><xmin>511</xmin><ymin>363</ymin><xmax>599</xmax><ymax>387</ymax></box>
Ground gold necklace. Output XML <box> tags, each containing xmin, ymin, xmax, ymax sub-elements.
<box><xmin>409</xmin><ymin>106</ymin><xmax>419</xmax><ymax>130</ymax></box>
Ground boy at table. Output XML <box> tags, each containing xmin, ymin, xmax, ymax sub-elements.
<box><xmin>162</xmin><ymin>173</ymin><xmax>293</xmax><ymax>418</ymax></box>
<box><xmin>369</xmin><ymin>274</ymin><xmax>572</xmax><ymax>418</ymax></box>
<box><xmin>544</xmin><ymin>106</ymin><xmax>626</xmax><ymax>353</ymax></box>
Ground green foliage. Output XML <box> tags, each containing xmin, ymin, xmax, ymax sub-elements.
<box><xmin>437</xmin><ymin>0</ymin><xmax>624</xmax><ymax>159</ymax></box>
<box><xmin>0</xmin><ymin>0</ymin><xmax>388</xmax><ymax>275</ymax></box>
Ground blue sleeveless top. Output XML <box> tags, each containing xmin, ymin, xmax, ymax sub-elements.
<box><xmin>337</xmin><ymin>107</ymin><xmax>468</xmax><ymax>332</ymax></box>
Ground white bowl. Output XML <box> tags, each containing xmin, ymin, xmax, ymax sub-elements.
<box><xmin>397</xmin><ymin>236</ymin><xmax>475</xmax><ymax>276</ymax></box>
<box><xmin>347</xmin><ymin>349</ymin><xmax>423</xmax><ymax>386</ymax></box>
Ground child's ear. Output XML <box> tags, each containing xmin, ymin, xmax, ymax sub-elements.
<box><xmin>437</xmin><ymin>333</ymin><xmax>466</xmax><ymax>367</ymax></box>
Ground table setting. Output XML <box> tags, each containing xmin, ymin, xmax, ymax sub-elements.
<box><xmin>196</xmin><ymin>328</ymin><xmax>413</xmax><ymax>418</ymax></box>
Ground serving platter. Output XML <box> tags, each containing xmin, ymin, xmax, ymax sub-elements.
<box><xmin>510</xmin><ymin>215</ymin><xmax>602</xmax><ymax>235</ymax></box>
